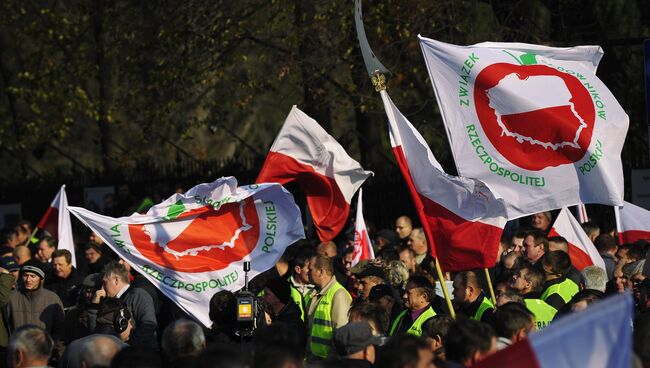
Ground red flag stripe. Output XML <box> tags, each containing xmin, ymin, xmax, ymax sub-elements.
<box><xmin>257</xmin><ymin>151</ymin><xmax>348</xmax><ymax>242</ymax></box>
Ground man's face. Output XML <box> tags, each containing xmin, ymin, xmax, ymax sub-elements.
<box><xmin>359</xmin><ymin>277</ymin><xmax>379</xmax><ymax>299</ymax></box>
<box><xmin>307</xmin><ymin>257</ymin><xmax>323</xmax><ymax>286</ymax></box>
<box><xmin>89</xmin><ymin>232</ymin><xmax>104</xmax><ymax>245</ymax></box>
<box><xmin>404</xmin><ymin>283</ymin><xmax>427</xmax><ymax>311</ymax></box>
<box><xmin>452</xmin><ymin>276</ymin><xmax>468</xmax><ymax>304</ymax></box>
<box><xmin>53</xmin><ymin>256</ymin><xmax>72</xmax><ymax>279</ymax></box>
<box><xmin>613</xmin><ymin>269</ymin><xmax>628</xmax><ymax>293</ymax></box>
<box><xmin>510</xmin><ymin>269</ymin><xmax>529</xmax><ymax>292</ymax></box>
<box><xmin>102</xmin><ymin>275</ymin><xmax>121</xmax><ymax>297</ymax></box>
<box><xmin>616</xmin><ymin>248</ymin><xmax>630</xmax><ymax>266</ymax></box>
<box><xmin>294</xmin><ymin>261</ymin><xmax>310</xmax><ymax>284</ymax></box>
<box><xmin>399</xmin><ymin>249</ymin><xmax>416</xmax><ymax>272</ymax></box>
<box><xmin>37</xmin><ymin>242</ymin><xmax>54</xmax><ymax>262</ymax></box>
<box><xmin>6</xmin><ymin>234</ymin><xmax>19</xmax><ymax>248</ymax></box>
<box><xmin>523</xmin><ymin>235</ymin><xmax>544</xmax><ymax>263</ymax></box>
<box><xmin>85</xmin><ymin>248</ymin><xmax>101</xmax><ymax>264</ymax></box>
<box><xmin>343</xmin><ymin>252</ymin><xmax>354</xmax><ymax>270</ymax></box>
<box><xmin>510</xmin><ymin>236</ymin><xmax>524</xmax><ymax>254</ymax></box>
<box><xmin>531</xmin><ymin>213</ymin><xmax>550</xmax><ymax>231</ymax></box>
<box><xmin>408</xmin><ymin>230</ymin><xmax>427</xmax><ymax>254</ymax></box>
<box><xmin>22</xmin><ymin>272</ymin><xmax>41</xmax><ymax>290</ymax></box>
<box><xmin>395</xmin><ymin>218</ymin><xmax>412</xmax><ymax>239</ymax></box>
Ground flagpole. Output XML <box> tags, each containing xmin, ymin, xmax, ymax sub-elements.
<box><xmin>434</xmin><ymin>258</ymin><xmax>456</xmax><ymax>319</ymax></box>
<box><xmin>22</xmin><ymin>227</ymin><xmax>39</xmax><ymax>247</ymax></box>
<box><xmin>484</xmin><ymin>268</ymin><xmax>497</xmax><ymax>305</ymax></box>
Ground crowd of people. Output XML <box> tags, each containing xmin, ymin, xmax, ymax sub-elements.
<box><xmin>0</xmin><ymin>208</ymin><xmax>648</xmax><ymax>368</ymax></box>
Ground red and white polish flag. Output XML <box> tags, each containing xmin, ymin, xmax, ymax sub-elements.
<box><xmin>419</xmin><ymin>37</ymin><xmax>628</xmax><ymax>219</ymax></box>
<box><xmin>351</xmin><ymin>188</ymin><xmax>374</xmax><ymax>267</ymax></box>
<box><xmin>37</xmin><ymin>185</ymin><xmax>76</xmax><ymax>267</ymax></box>
<box><xmin>69</xmin><ymin>177</ymin><xmax>305</xmax><ymax>327</ymax></box>
<box><xmin>471</xmin><ymin>293</ymin><xmax>633</xmax><ymax>368</ymax></box>
<box><xmin>381</xmin><ymin>90</ymin><xmax>508</xmax><ymax>272</ymax></box>
<box><xmin>618</xmin><ymin>201</ymin><xmax>650</xmax><ymax>244</ymax></box>
<box><xmin>256</xmin><ymin>106</ymin><xmax>372</xmax><ymax>242</ymax></box>
<box><xmin>548</xmin><ymin>207</ymin><xmax>605</xmax><ymax>271</ymax></box>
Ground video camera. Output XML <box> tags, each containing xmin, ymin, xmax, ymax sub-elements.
<box><xmin>234</xmin><ymin>261</ymin><xmax>265</xmax><ymax>337</ymax></box>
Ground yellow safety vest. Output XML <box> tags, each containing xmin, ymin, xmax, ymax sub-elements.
<box><xmin>289</xmin><ymin>285</ymin><xmax>305</xmax><ymax>321</ymax></box>
<box><xmin>309</xmin><ymin>281</ymin><xmax>351</xmax><ymax>358</ymax></box>
<box><xmin>524</xmin><ymin>298</ymin><xmax>557</xmax><ymax>330</ymax></box>
<box><xmin>471</xmin><ymin>296</ymin><xmax>494</xmax><ymax>321</ymax></box>
<box><xmin>389</xmin><ymin>306</ymin><xmax>437</xmax><ymax>337</ymax></box>
<box><xmin>540</xmin><ymin>278</ymin><xmax>579</xmax><ymax>307</ymax></box>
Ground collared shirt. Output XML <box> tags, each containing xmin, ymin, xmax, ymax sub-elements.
<box><xmin>307</xmin><ymin>276</ymin><xmax>351</xmax><ymax>331</ymax></box>
<box><xmin>116</xmin><ymin>284</ymin><xmax>130</xmax><ymax>299</ymax></box>
<box><xmin>496</xmin><ymin>336</ymin><xmax>512</xmax><ymax>351</ymax></box>
<box><xmin>410</xmin><ymin>305</ymin><xmax>428</xmax><ymax>322</ymax></box>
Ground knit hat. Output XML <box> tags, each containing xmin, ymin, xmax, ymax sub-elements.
<box><xmin>264</xmin><ymin>277</ymin><xmax>291</xmax><ymax>305</ymax></box>
<box><xmin>21</xmin><ymin>259</ymin><xmax>45</xmax><ymax>279</ymax></box>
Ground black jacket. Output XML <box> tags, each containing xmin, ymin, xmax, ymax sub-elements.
<box><xmin>45</xmin><ymin>267</ymin><xmax>86</xmax><ymax>309</ymax></box>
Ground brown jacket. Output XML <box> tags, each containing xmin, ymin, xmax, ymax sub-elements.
<box><xmin>8</xmin><ymin>283</ymin><xmax>65</xmax><ymax>341</ymax></box>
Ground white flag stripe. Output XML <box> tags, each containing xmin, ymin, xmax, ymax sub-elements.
<box><xmin>552</xmin><ymin>207</ymin><xmax>605</xmax><ymax>270</ymax></box>
<box><xmin>269</xmin><ymin>106</ymin><xmax>372</xmax><ymax>203</ymax></box>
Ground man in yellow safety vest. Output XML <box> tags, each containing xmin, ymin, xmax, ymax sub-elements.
<box><xmin>389</xmin><ymin>275</ymin><xmax>438</xmax><ymax>337</ymax></box>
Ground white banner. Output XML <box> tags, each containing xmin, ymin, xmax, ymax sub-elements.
<box><xmin>419</xmin><ymin>37</ymin><xmax>628</xmax><ymax>219</ymax></box>
<box><xmin>69</xmin><ymin>177</ymin><xmax>305</xmax><ymax>327</ymax></box>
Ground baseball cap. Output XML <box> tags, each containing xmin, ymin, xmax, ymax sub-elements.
<box><xmin>368</xmin><ymin>284</ymin><xmax>395</xmax><ymax>302</ymax></box>
<box><xmin>0</xmin><ymin>257</ymin><xmax>19</xmax><ymax>272</ymax></box>
<box><xmin>333</xmin><ymin>321</ymin><xmax>382</xmax><ymax>356</ymax></box>
<box><xmin>82</xmin><ymin>273</ymin><xmax>102</xmax><ymax>289</ymax></box>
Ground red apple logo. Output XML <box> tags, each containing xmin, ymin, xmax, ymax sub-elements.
<box><xmin>128</xmin><ymin>198</ymin><xmax>259</xmax><ymax>272</ymax></box>
<box><xmin>474</xmin><ymin>62</ymin><xmax>595</xmax><ymax>171</ymax></box>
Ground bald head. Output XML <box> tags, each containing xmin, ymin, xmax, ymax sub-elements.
<box><xmin>395</xmin><ymin>216</ymin><xmax>413</xmax><ymax>239</ymax></box>
<box><xmin>14</xmin><ymin>246</ymin><xmax>31</xmax><ymax>266</ymax></box>
<box><xmin>80</xmin><ymin>335</ymin><xmax>123</xmax><ymax>368</ymax></box>
<box><xmin>317</xmin><ymin>242</ymin><xmax>337</xmax><ymax>258</ymax></box>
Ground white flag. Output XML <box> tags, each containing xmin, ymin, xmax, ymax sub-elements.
<box><xmin>548</xmin><ymin>207</ymin><xmax>606</xmax><ymax>271</ymax></box>
<box><xmin>419</xmin><ymin>37</ymin><xmax>628</xmax><ymax>219</ymax></box>
<box><xmin>69</xmin><ymin>177</ymin><xmax>305</xmax><ymax>327</ymax></box>
<box><xmin>351</xmin><ymin>188</ymin><xmax>374</xmax><ymax>267</ymax></box>
<box><xmin>37</xmin><ymin>185</ymin><xmax>76</xmax><ymax>267</ymax></box>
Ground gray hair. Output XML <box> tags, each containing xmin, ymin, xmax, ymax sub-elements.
<box><xmin>623</xmin><ymin>260</ymin><xmax>646</xmax><ymax>279</ymax></box>
<box><xmin>161</xmin><ymin>319</ymin><xmax>206</xmax><ymax>361</ymax></box>
<box><xmin>580</xmin><ymin>266</ymin><xmax>608</xmax><ymax>293</ymax></box>
<box><xmin>80</xmin><ymin>335</ymin><xmax>123</xmax><ymax>367</ymax></box>
<box><xmin>386</xmin><ymin>260</ymin><xmax>410</xmax><ymax>288</ymax></box>
<box><xmin>102</xmin><ymin>261</ymin><xmax>130</xmax><ymax>284</ymax></box>
<box><xmin>8</xmin><ymin>325</ymin><xmax>53</xmax><ymax>365</ymax></box>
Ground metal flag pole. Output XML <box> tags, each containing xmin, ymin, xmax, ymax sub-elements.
<box><xmin>354</xmin><ymin>0</ymin><xmax>456</xmax><ymax>318</ymax></box>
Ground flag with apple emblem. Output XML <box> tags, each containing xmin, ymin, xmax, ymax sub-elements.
<box><xmin>419</xmin><ymin>37</ymin><xmax>628</xmax><ymax>219</ymax></box>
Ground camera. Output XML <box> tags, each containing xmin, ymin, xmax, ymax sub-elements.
<box><xmin>234</xmin><ymin>261</ymin><xmax>264</xmax><ymax>337</ymax></box>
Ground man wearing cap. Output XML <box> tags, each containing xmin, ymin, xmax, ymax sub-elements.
<box><xmin>390</xmin><ymin>275</ymin><xmax>438</xmax><ymax>337</ymax></box>
<box><xmin>355</xmin><ymin>265</ymin><xmax>386</xmax><ymax>300</ymax></box>
<box><xmin>263</xmin><ymin>277</ymin><xmax>306</xmax><ymax>348</ymax></box>
<box><xmin>46</xmin><ymin>249</ymin><xmax>86</xmax><ymax>309</ymax></box>
<box><xmin>8</xmin><ymin>259</ymin><xmax>64</xmax><ymax>349</ymax></box>
<box><xmin>0</xmin><ymin>256</ymin><xmax>20</xmax><ymax>287</ymax></box>
<box><xmin>368</xmin><ymin>284</ymin><xmax>402</xmax><ymax>323</ymax></box>
<box><xmin>63</xmin><ymin>273</ymin><xmax>102</xmax><ymax>344</ymax></box>
<box><xmin>333</xmin><ymin>321</ymin><xmax>381</xmax><ymax>367</ymax></box>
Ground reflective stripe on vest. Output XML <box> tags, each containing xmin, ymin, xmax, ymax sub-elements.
<box><xmin>289</xmin><ymin>285</ymin><xmax>305</xmax><ymax>321</ymax></box>
<box><xmin>524</xmin><ymin>298</ymin><xmax>557</xmax><ymax>330</ymax></box>
<box><xmin>309</xmin><ymin>281</ymin><xmax>350</xmax><ymax>358</ymax></box>
<box><xmin>471</xmin><ymin>296</ymin><xmax>494</xmax><ymax>321</ymax></box>
<box><xmin>540</xmin><ymin>278</ymin><xmax>579</xmax><ymax>305</ymax></box>
<box><xmin>389</xmin><ymin>306</ymin><xmax>437</xmax><ymax>337</ymax></box>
